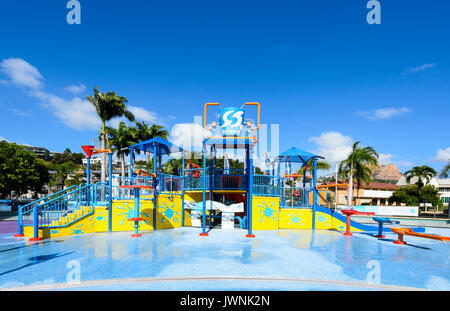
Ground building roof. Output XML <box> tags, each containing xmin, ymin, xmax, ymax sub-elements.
<box><xmin>437</xmin><ymin>179</ymin><xmax>450</xmax><ymax>187</ymax></box>
<box><xmin>361</xmin><ymin>182</ymin><xmax>398</xmax><ymax>190</ymax></box>
<box><xmin>322</xmin><ymin>181</ymin><xmax>398</xmax><ymax>190</ymax></box>
<box><xmin>396</xmin><ymin>176</ymin><xmax>441</xmax><ymax>188</ymax></box>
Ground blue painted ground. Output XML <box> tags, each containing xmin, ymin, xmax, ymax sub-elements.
<box><xmin>0</xmin><ymin>227</ymin><xmax>449</xmax><ymax>291</ymax></box>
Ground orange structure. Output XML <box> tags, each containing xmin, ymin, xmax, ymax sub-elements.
<box><xmin>390</xmin><ymin>228</ymin><xmax>450</xmax><ymax>245</ymax></box>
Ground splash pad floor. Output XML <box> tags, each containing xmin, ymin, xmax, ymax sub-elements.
<box><xmin>0</xmin><ymin>227</ymin><xmax>449</xmax><ymax>291</ymax></box>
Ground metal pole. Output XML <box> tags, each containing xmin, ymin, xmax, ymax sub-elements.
<box><xmin>209</xmin><ymin>145</ymin><xmax>213</xmax><ymax>230</ymax></box>
<box><xmin>246</xmin><ymin>145</ymin><xmax>255</xmax><ymax>238</ymax></box>
<box><xmin>108</xmin><ymin>152</ymin><xmax>113</xmax><ymax>233</ymax></box>
<box><xmin>29</xmin><ymin>205</ymin><xmax>42</xmax><ymax>241</ymax></box>
<box><xmin>16</xmin><ymin>205</ymin><xmax>24</xmax><ymax>237</ymax></box>
<box><xmin>86</xmin><ymin>157</ymin><xmax>91</xmax><ymax>206</ymax></box>
<box><xmin>153</xmin><ymin>143</ymin><xmax>157</xmax><ymax>231</ymax></box>
<box><xmin>181</xmin><ymin>152</ymin><xmax>185</xmax><ymax>227</ymax></box>
<box><xmin>200</xmin><ymin>147</ymin><xmax>208</xmax><ymax>236</ymax></box>
<box><xmin>335</xmin><ymin>164</ymin><xmax>338</xmax><ymax>211</ymax></box>
<box><xmin>129</xmin><ymin>148</ymin><xmax>134</xmax><ymax>179</ymax></box>
<box><xmin>312</xmin><ymin>158</ymin><xmax>317</xmax><ymax>230</ymax></box>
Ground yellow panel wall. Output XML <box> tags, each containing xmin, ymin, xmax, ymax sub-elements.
<box><xmin>111</xmin><ymin>199</ymin><xmax>154</xmax><ymax>232</ymax></box>
<box><xmin>279</xmin><ymin>208</ymin><xmax>358</xmax><ymax>232</ymax></box>
<box><xmin>24</xmin><ymin>211</ymin><xmax>96</xmax><ymax>239</ymax></box>
<box><xmin>279</xmin><ymin>208</ymin><xmax>313</xmax><ymax>229</ymax></box>
<box><xmin>251</xmin><ymin>196</ymin><xmax>280</xmax><ymax>230</ymax></box>
<box><xmin>156</xmin><ymin>194</ymin><xmax>183</xmax><ymax>229</ymax></box>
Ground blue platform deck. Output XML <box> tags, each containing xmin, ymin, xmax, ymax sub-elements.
<box><xmin>0</xmin><ymin>227</ymin><xmax>449</xmax><ymax>291</ymax></box>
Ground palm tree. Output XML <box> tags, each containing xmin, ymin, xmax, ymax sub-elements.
<box><xmin>105</xmin><ymin>122</ymin><xmax>138</xmax><ymax>177</ymax></box>
<box><xmin>404</xmin><ymin>165</ymin><xmax>437</xmax><ymax>206</ymax></box>
<box><xmin>134</xmin><ymin>121</ymin><xmax>169</xmax><ymax>163</ymax></box>
<box><xmin>49</xmin><ymin>162</ymin><xmax>78</xmax><ymax>191</ymax></box>
<box><xmin>296</xmin><ymin>159</ymin><xmax>331</xmax><ymax>182</ymax></box>
<box><xmin>440</xmin><ymin>162</ymin><xmax>450</xmax><ymax>178</ymax></box>
<box><xmin>163</xmin><ymin>158</ymin><xmax>183</xmax><ymax>175</ymax></box>
<box><xmin>339</xmin><ymin>141</ymin><xmax>379</xmax><ymax>207</ymax></box>
<box><xmin>305</xmin><ymin>159</ymin><xmax>331</xmax><ymax>173</ymax></box>
<box><xmin>87</xmin><ymin>87</ymin><xmax>135</xmax><ymax>182</ymax></box>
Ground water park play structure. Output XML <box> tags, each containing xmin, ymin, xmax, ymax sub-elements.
<box><xmin>13</xmin><ymin>102</ymin><xmax>450</xmax><ymax>244</ymax></box>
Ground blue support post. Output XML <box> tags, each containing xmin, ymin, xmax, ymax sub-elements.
<box><xmin>277</xmin><ymin>161</ymin><xmax>281</xmax><ymax>196</ymax></box>
<box><xmin>246</xmin><ymin>146</ymin><xmax>255</xmax><ymax>238</ymax></box>
<box><xmin>200</xmin><ymin>147</ymin><xmax>208</xmax><ymax>236</ymax></box>
<box><xmin>209</xmin><ymin>145</ymin><xmax>213</xmax><ymax>230</ymax></box>
<box><xmin>153</xmin><ymin>143</ymin><xmax>158</xmax><ymax>231</ymax></box>
<box><xmin>29</xmin><ymin>205</ymin><xmax>42</xmax><ymax>241</ymax></box>
<box><xmin>312</xmin><ymin>158</ymin><xmax>317</xmax><ymax>230</ymax></box>
<box><xmin>15</xmin><ymin>205</ymin><xmax>24</xmax><ymax>237</ymax></box>
<box><xmin>129</xmin><ymin>148</ymin><xmax>134</xmax><ymax>179</ymax></box>
<box><xmin>86</xmin><ymin>157</ymin><xmax>91</xmax><ymax>206</ymax></box>
<box><xmin>132</xmin><ymin>187</ymin><xmax>141</xmax><ymax>237</ymax></box>
<box><xmin>181</xmin><ymin>152</ymin><xmax>185</xmax><ymax>227</ymax></box>
<box><xmin>108</xmin><ymin>152</ymin><xmax>113</xmax><ymax>233</ymax></box>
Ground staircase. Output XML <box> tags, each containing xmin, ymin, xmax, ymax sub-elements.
<box><xmin>18</xmin><ymin>184</ymin><xmax>96</xmax><ymax>239</ymax></box>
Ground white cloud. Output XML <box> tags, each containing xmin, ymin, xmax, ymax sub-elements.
<box><xmin>32</xmin><ymin>90</ymin><xmax>100</xmax><ymax>130</ymax></box>
<box><xmin>128</xmin><ymin>105</ymin><xmax>159</xmax><ymax>124</ymax></box>
<box><xmin>378</xmin><ymin>153</ymin><xmax>414</xmax><ymax>167</ymax></box>
<box><xmin>431</xmin><ymin>147</ymin><xmax>450</xmax><ymax>162</ymax></box>
<box><xmin>170</xmin><ymin>122</ymin><xmax>211</xmax><ymax>154</ymax></box>
<box><xmin>308</xmin><ymin>131</ymin><xmax>354</xmax><ymax>165</ymax></box>
<box><xmin>378</xmin><ymin>153</ymin><xmax>393</xmax><ymax>165</ymax></box>
<box><xmin>0</xmin><ymin>58</ymin><xmax>44</xmax><ymax>89</ymax></box>
<box><xmin>65</xmin><ymin>84</ymin><xmax>86</xmax><ymax>94</ymax></box>
<box><xmin>402</xmin><ymin>63</ymin><xmax>436</xmax><ymax>75</ymax></box>
<box><xmin>357</xmin><ymin>107</ymin><xmax>410</xmax><ymax>121</ymax></box>
<box><xmin>394</xmin><ymin>160</ymin><xmax>413</xmax><ymax>167</ymax></box>
<box><xmin>11</xmin><ymin>108</ymin><xmax>31</xmax><ymax>117</ymax></box>
<box><xmin>0</xmin><ymin>58</ymin><xmax>100</xmax><ymax>131</ymax></box>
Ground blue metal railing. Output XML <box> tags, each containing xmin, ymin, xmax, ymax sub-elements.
<box><xmin>35</xmin><ymin>184</ymin><xmax>94</xmax><ymax>228</ymax></box>
<box><xmin>19</xmin><ymin>185</ymin><xmax>79</xmax><ymax>232</ymax></box>
<box><xmin>111</xmin><ymin>176</ymin><xmax>154</xmax><ymax>200</ymax></box>
<box><xmin>280</xmin><ymin>187</ymin><xmax>314</xmax><ymax>208</ymax></box>
<box><xmin>253</xmin><ymin>174</ymin><xmax>280</xmax><ymax>196</ymax></box>
<box><xmin>159</xmin><ymin>173</ymin><xmax>183</xmax><ymax>194</ymax></box>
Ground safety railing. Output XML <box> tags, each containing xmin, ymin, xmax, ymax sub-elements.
<box><xmin>158</xmin><ymin>173</ymin><xmax>183</xmax><ymax>194</ymax></box>
<box><xmin>93</xmin><ymin>182</ymin><xmax>109</xmax><ymax>206</ymax></box>
<box><xmin>111</xmin><ymin>175</ymin><xmax>155</xmax><ymax>200</ymax></box>
<box><xmin>24</xmin><ymin>185</ymin><xmax>95</xmax><ymax>237</ymax></box>
<box><xmin>279</xmin><ymin>187</ymin><xmax>328</xmax><ymax>208</ymax></box>
<box><xmin>280</xmin><ymin>187</ymin><xmax>314</xmax><ymax>208</ymax></box>
<box><xmin>19</xmin><ymin>185</ymin><xmax>78</xmax><ymax>229</ymax></box>
<box><xmin>184</xmin><ymin>168</ymin><xmax>208</xmax><ymax>191</ymax></box>
<box><xmin>253</xmin><ymin>174</ymin><xmax>280</xmax><ymax>196</ymax></box>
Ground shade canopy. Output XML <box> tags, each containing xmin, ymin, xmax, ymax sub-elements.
<box><xmin>129</xmin><ymin>137</ymin><xmax>184</xmax><ymax>156</ymax></box>
<box><xmin>275</xmin><ymin>147</ymin><xmax>323</xmax><ymax>165</ymax></box>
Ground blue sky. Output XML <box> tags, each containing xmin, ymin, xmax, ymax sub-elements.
<box><xmin>0</xmin><ymin>0</ymin><xmax>449</xmax><ymax>173</ymax></box>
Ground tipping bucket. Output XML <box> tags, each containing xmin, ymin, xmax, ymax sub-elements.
<box><xmin>82</xmin><ymin>145</ymin><xmax>95</xmax><ymax>158</ymax></box>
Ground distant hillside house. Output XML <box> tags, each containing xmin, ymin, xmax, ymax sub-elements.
<box><xmin>397</xmin><ymin>176</ymin><xmax>450</xmax><ymax>207</ymax></box>
<box><xmin>21</xmin><ymin>145</ymin><xmax>61</xmax><ymax>161</ymax></box>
